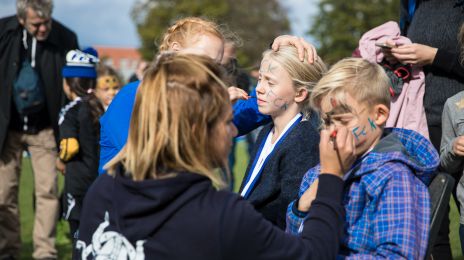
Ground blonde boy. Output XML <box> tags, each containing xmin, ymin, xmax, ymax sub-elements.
<box><xmin>286</xmin><ymin>58</ymin><xmax>439</xmax><ymax>259</ymax></box>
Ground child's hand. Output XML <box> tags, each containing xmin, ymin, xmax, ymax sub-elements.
<box><xmin>228</xmin><ymin>86</ymin><xmax>249</xmax><ymax>104</ymax></box>
<box><xmin>298</xmin><ymin>178</ymin><xmax>319</xmax><ymax>212</ymax></box>
<box><xmin>56</xmin><ymin>158</ymin><xmax>65</xmax><ymax>175</ymax></box>
<box><xmin>319</xmin><ymin>125</ymin><xmax>356</xmax><ymax>178</ymax></box>
<box><xmin>453</xmin><ymin>136</ymin><xmax>464</xmax><ymax>156</ymax></box>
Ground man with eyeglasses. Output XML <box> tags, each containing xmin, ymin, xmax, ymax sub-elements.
<box><xmin>0</xmin><ymin>1</ymin><xmax>78</xmax><ymax>259</ymax></box>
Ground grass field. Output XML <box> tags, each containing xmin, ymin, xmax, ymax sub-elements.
<box><xmin>18</xmin><ymin>140</ymin><xmax>464</xmax><ymax>259</ymax></box>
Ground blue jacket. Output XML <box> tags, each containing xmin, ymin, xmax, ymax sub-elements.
<box><xmin>99</xmin><ymin>82</ymin><xmax>270</xmax><ymax>174</ymax></box>
<box><xmin>286</xmin><ymin>128</ymin><xmax>439</xmax><ymax>259</ymax></box>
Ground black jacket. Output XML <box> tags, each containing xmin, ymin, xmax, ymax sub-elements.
<box><xmin>240</xmin><ymin>116</ymin><xmax>320</xmax><ymax>229</ymax></box>
<box><xmin>59</xmin><ymin>100</ymin><xmax>99</xmax><ymax>197</ymax></box>
<box><xmin>400</xmin><ymin>0</ymin><xmax>464</xmax><ymax>128</ymax></box>
<box><xmin>0</xmin><ymin>15</ymin><xmax>78</xmax><ymax>153</ymax></box>
<box><xmin>76</xmin><ymin>167</ymin><xmax>345</xmax><ymax>260</ymax></box>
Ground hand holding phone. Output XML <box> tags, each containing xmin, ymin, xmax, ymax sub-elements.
<box><xmin>375</xmin><ymin>42</ymin><xmax>395</xmax><ymax>49</ymax></box>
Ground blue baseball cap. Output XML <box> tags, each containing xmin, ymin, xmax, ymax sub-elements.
<box><xmin>62</xmin><ymin>49</ymin><xmax>99</xmax><ymax>78</ymax></box>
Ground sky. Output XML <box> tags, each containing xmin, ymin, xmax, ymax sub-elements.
<box><xmin>0</xmin><ymin>0</ymin><xmax>316</xmax><ymax>48</ymax></box>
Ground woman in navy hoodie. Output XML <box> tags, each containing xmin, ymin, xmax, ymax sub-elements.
<box><xmin>75</xmin><ymin>53</ymin><xmax>356</xmax><ymax>260</ymax></box>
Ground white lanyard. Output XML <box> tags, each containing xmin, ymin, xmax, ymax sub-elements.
<box><xmin>240</xmin><ymin>113</ymin><xmax>302</xmax><ymax>197</ymax></box>
<box><xmin>22</xmin><ymin>29</ymin><xmax>37</xmax><ymax>68</ymax></box>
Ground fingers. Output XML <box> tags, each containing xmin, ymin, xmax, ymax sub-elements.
<box><xmin>300</xmin><ymin>37</ymin><xmax>317</xmax><ymax>63</ymax></box>
<box><xmin>228</xmin><ymin>87</ymin><xmax>249</xmax><ymax>104</ymax></box>
<box><xmin>385</xmin><ymin>39</ymin><xmax>397</xmax><ymax>47</ymax></box>
<box><xmin>271</xmin><ymin>35</ymin><xmax>317</xmax><ymax>63</ymax></box>
<box><xmin>319</xmin><ymin>124</ymin><xmax>334</xmax><ymax>148</ymax></box>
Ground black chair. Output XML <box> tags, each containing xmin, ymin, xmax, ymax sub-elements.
<box><xmin>426</xmin><ymin>172</ymin><xmax>455</xmax><ymax>259</ymax></box>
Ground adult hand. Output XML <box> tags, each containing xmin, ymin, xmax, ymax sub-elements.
<box><xmin>298</xmin><ymin>178</ymin><xmax>319</xmax><ymax>212</ymax></box>
<box><xmin>380</xmin><ymin>39</ymin><xmax>398</xmax><ymax>64</ymax></box>
<box><xmin>390</xmin><ymin>43</ymin><xmax>438</xmax><ymax>66</ymax></box>
<box><xmin>319</xmin><ymin>125</ymin><xmax>356</xmax><ymax>178</ymax></box>
<box><xmin>271</xmin><ymin>35</ymin><xmax>318</xmax><ymax>63</ymax></box>
<box><xmin>453</xmin><ymin>136</ymin><xmax>464</xmax><ymax>156</ymax></box>
<box><xmin>56</xmin><ymin>158</ymin><xmax>66</xmax><ymax>175</ymax></box>
<box><xmin>228</xmin><ymin>86</ymin><xmax>249</xmax><ymax>104</ymax></box>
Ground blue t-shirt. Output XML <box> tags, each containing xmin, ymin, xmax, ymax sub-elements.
<box><xmin>98</xmin><ymin>83</ymin><xmax>270</xmax><ymax>174</ymax></box>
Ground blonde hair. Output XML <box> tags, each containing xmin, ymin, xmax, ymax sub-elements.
<box><xmin>105</xmin><ymin>53</ymin><xmax>230</xmax><ymax>188</ymax></box>
<box><xmin>159</xmin><ymin>17</ymin><xmax>224</xmax><ymax>52</ymax></box>
<box><xmin>262</xmin><ymin>46</ymin><xmax>327</xmax><ymax>118</ymax></box>
<box><xmin>310</xmin><ymin>58</ymin><xmax>390</xmax><ymax>112</ymax></box>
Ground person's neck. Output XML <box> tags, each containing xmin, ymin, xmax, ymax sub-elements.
<box><xmin>271</xmin><ymin>107</ymin><xmax>301</xmax><ymax>143</ymax></box>
<box><xmin>358</xmin><ymin>130</ymin><xmax>383</xmax><ymax>159</ymax></box>
<box><xmin>70</xmin><ymin>93</ymin><xmax>79</xmax><ymax>101</ymax></box>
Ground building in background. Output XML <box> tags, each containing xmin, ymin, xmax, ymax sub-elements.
<box><xmin>94</xmin><ymin>46</ymin><xmax>141</xmax><ymax>82</ymax></box>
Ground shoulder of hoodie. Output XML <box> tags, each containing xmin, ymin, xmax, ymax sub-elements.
<box><xmin>86</xmin><ymin>173</ymin><xmax>253</xmax><ymax>215</ymax></box>
<box><xmin>48</xmin><ymin>19</ymin><xmax>77</xmax><ymax>44</ymax></box>
<box><xmin>444</xmin><ymin>91</ymin><xmax>464</xmax><ymax>111</ymax></box>
<box><xmin>61</xmin><ymin>99</ymin><xmax>82</xmax><ymax>121</ymax></box>
<box><xmin>356</xmin><ymin>159</ymin><xmax>426</xmax><ymax>197</ymax></box>
<box><xmin>0</xmin><ymin>15</ymin><xmax>19</xmax><ymax>31</ymax></box>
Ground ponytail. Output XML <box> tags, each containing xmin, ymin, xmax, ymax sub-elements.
<box><xmin>65</xmin><ymin>77</ymin><xmax>104</xmax><ymax>132</ymax></box>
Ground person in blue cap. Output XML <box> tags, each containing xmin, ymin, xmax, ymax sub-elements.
<box><xmin>56</xmin><ymin>49</ymin><xmax>104</xmax><ymax>245</ymax></box>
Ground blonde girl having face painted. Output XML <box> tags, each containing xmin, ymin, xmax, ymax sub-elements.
<box><xmin>239</xmin><ymin>46</ymin><xmax>327</xmax><ymax>229</ymax></box>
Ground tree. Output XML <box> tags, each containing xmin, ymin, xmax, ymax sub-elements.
<box><xmin>309</xmin><ymin>0</ymin><xmax>400</xmax><ymax>64</ymax></box>
<box><xmin>131</xmin><ymin>0</ymin><xmax>290</xmax><ymax>67</ymax></box>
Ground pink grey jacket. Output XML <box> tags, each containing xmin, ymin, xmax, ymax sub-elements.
<box><xmin>357</xmin><ymin>21</ymin><xmax>429</xmax><ymax>140</ymax></box>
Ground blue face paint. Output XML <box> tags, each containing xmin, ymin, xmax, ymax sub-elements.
<box><xmin>352</xmin><ymin>127</ymin><xmax>360</xmax><ymax>141</ymax></box>
<box><xmin>368</xmin><ymin>118</ymin><xmax>377</xmax><ymax>130</ymax></box>
<box><xmin>352</xmin><ymin>126</ymin><xmax>367</xmax><ymax>141</ymax></box>
<box><xmin>360</xmin><ymin>126</ymin><xmax>367</xmax><ymax>136</ymax></box>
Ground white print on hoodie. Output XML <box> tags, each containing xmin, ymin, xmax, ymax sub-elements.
<box><xmin>76</xmin><ymin>211</ymin><xmax>146</xmax><ymax>260</ymax></box>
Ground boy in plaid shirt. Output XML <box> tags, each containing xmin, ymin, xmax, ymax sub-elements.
<box><xmin>286</xmin><ymin>58</ymin><xmax>439</xmax><ymax>259</ymax></box>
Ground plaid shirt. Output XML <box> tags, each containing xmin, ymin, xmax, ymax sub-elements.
<box><xmin>286</xmin><ymin>128</ymin><xmax>439</xmax><ymax>259</ymax></box>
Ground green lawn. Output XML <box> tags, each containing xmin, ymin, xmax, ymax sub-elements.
<box><xmin>18</xmin><ymin>140</ymin><xmax>464</xmax><ymax>259</ymax></box>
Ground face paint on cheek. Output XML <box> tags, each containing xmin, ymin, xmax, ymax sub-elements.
<box><xmin>368</xmin><ymin>117</ymin><xmax>377</xmax><ymax>131</ymax></box>
<box><xmin>352</xmin><ymin>125</ymin><xmax>368</xmax><ymax>144</ymax></box>
<box><xmin>352</xmin><ymin>127</ymin><xmax>360</xmax><ymax>141</ymax></box>
<box><xmin>273</xmin><ymin>98</ymin><xmax>288</xmax><ymax>110</ymax></box>
<box><xmin>266</xmin><ymin>89</ymin><xmax>288</xmax><ymax>110</ymax></box>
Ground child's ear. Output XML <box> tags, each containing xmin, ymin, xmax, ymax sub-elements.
<box><xmin>294</xmin><ymin>88</ymin><xmax>309</xmax><ymax>103</ymax></box>
<box><xmin>373</xmin><ymin>104</ymin><xmax>389</xmax><ymax>126</ymax></box>
<box><xmin>169</xmin><ymin>42</ymin><xmax>182</xmax><ymax>52</ymax></box>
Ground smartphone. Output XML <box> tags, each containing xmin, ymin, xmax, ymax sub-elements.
<box><xmin>375</xmin><ymin>42</ymin><xmax>394</xmax><ymax>49</ymax></box>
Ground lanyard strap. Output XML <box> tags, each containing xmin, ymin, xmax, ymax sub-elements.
<box><xmin>242</xmin><ymin>115</ymin><xmax>302</xmax><ymax>199</ymax></box>
<box><xmin>408</xmin><ymin>0</ymin><xmax>416</xmax><ymax>22</ymax></box>
<box><xmin>22</xmin><ymin>29</ymin><xmax>37</xmax><ymax>68</ymax></box>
